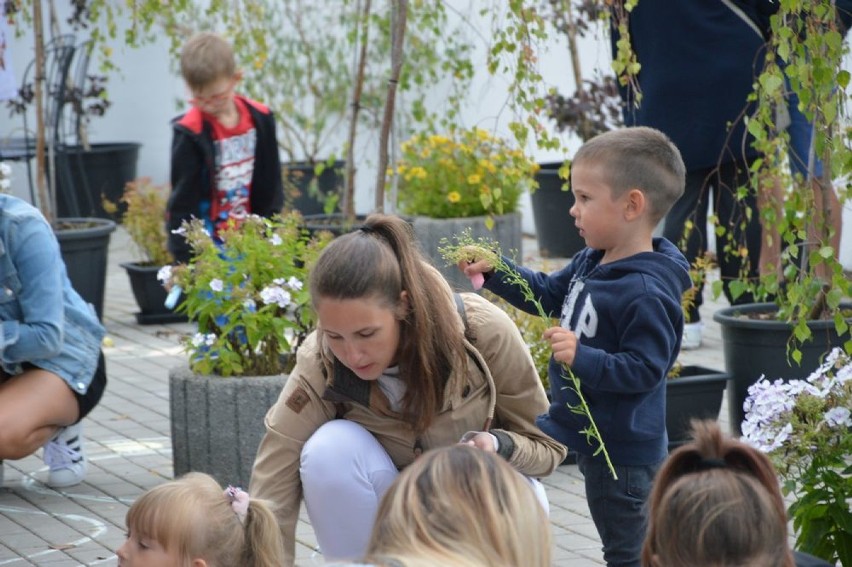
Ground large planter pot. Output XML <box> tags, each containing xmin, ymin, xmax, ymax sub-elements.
<box><xmin>120</xmin><ymin>262</ymin><xmax>188</xmax><ymax>325</ymax></box>
<box><xmin>713</xmin><ymin>302</ymin><xmax>852</xmax><ymax>434</ymax></box>
<box><xmin>55</xmin><ymin>217</ymin><xmax>117</xmax><ymax>321</ymax></box>
<box><xmin>283</xmin><ymin>160</ymin><xmax>344</xmax><ymax>216</ymax></box>
<box><xmin>169</xmin><ymin>365</ymin><xmax>288</xmax><ymax>489</ymax></box>
<box><xmin>666</xmin><ymin>366</ymin><xmax>729</xmax><ymax>451</ymax></box>
<box><xmin>412</xmin><ymin>212</ymin><xmax>522</xmax><ymax>290</ymax></box>
<box><xmin>301</xmin><ymin>213</ymin><xmax>369</xmax><ymax>239</ymax></box>
<box><xmin>531</xmin><ymin>161</ymin><xmax>585</xmax><ymax>258</ymax></box>
<box><xmin>55</xmin><ymin>142</ymin><xmax>142</xmax><ymax>220</ymax></box>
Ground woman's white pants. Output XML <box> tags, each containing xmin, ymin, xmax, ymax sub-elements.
<box><xmin>300</xmin><ymin>419</ymin><xmax>550</xmax><ymax>562</ymax></box>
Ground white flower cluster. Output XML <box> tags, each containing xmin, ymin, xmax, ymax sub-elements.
<box><xmin>0</xmin><ymin>162</ymin><xmax>12</xmax><ymax>193</ymax></box>
<box><xmin>156</xmin><ymin>265</ymin><xmax>173</xmax><ymax>285</ymax></box>
<box><xmin>191</xmin><ymin>333</ymin><xmax>217</xmax><ymax>348</ymax></box>
<box><xmin>259</xmin><ymin>277</ymin><xmax>303</xmax><ymax>309</ymax></box>
<box><xmin>742</xmin><ymin>347</ymin><xmax>852</xmax><ymax>454</ymax></box>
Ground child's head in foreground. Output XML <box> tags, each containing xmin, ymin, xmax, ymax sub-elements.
<box><xmin>571</xmin><ymin>126</ymin><xmax>686</xmax><ymax>229</ymax></box>
<box><xmin>180</xmin><ymin>32</ymin><xmax>241</xmax><ymax>117</ymax></box>
<box><xmin>642</xmin><ymin>419</ymin><xmax>795</xmax><ymax>567</ymax></box>
<box><xmin>364</xmin><ymin>444</ymin><xmax>551</xmax><ymax>567</ymax></box>
<box><xmin>117</xmin><ymin>472</ymin><xmax>284</xmax><ymax>567</ymax></box>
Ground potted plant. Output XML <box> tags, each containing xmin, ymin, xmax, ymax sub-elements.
<box><xmin>708</xmin><ymin>1</ymin><xmax>852</xmax><ymax>431</ymax></box>
<box><xmin>160</xmin><ymin>212</ymin><xmax>332</xmax><ymax>488</ymax></box>
<box><xmin>742</xmin><ymin>347</ymin><xmax>852</xmax><ymax>564</ymax></box>
<box><xmin>102</xmin><ymin>177</ymin><xmax>187</xmax><ymax>324</ymax></box>
<box><xmin>664</xmin><ymin>363</ymin><xmax>729</xmax><ymax>451</ymax></box>
<box><xmin>392</xmin><ymin>127</ymin><xmax>538</xmax><ymax>288</ymax></box>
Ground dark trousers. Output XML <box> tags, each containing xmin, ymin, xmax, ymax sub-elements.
<box><xmin>578</xmin><ymin>454</ymin><xmax>663</xmax><ymax>567</ymax></box>
<box><xmin>663</xmin><ymin>159</ymin><xmax>762</xmax><ymax>322</ymax></box>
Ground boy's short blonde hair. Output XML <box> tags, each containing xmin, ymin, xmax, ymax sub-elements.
<box><xmin>573</xmin><ymin>126</ymin><xmax>686</xmax><ymax>224</ymax></box>
<box><xmin>180</xmin><ymin>32</ymin><xmax>237</xmax><ymax>91</ymax></box>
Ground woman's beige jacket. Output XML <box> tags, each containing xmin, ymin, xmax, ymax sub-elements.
<box><xmin>250</xmin><ymin>291</ymin><xmax>566</xmax><ymax>565</ymax></box>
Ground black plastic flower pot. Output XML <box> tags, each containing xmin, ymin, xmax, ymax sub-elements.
<box><xmin>55</xmin><ymin>217</ymin><xmax>116</xmax><ymax>321</ymax></box>
<box><xmin>713</xmin><ymin>302</ymin><xmax>852</xmax><ymax>434</ymax></box>
<box><xmin>530</xmin><ymin>161</ymin><xmax>585</xmax><ymax>258</ymax></box>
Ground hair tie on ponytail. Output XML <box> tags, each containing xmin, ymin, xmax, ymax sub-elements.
<box><xmin>694</xmin><ymin>458</ymin><xmax>728</xmax><ymax>471</ymax></box>
<box><xmin>358</xmin><ymin>225</ymin><xmax>374</xmax><ymax>235</ymax></box>
<box><xmin>224</xmin><ymin>485</ymin><xmax>250</xmax><ymax>524</ymax></box>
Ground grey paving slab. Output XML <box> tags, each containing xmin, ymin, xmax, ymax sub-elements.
<box><xmin>0</xmin><ymin>227</ymin><xmax>736</xmax><ymax>566</ymax></box>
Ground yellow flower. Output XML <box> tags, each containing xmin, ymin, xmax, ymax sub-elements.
<box><xmin>410</xmin><ymin>166</ymin><xmax>428</xmax><ymax>180</ymax></box>
<box><xmin>447</xmin><ymin>191</ymin><xmax>462</xmax><ymax>203</ymax></box>
<box><xmin>479</xmin><ymin>159</ymin><xmax>497</xmax><ymax>173</ymax></box>
<box><xmin>467</xmin><ymin>174</ymin><xmax>481</xmax><ymax>185</ymax></box>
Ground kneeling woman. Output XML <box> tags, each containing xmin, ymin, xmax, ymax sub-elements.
<box><xmin>0</xmin><ymin>194</ymin><xmax>106</xmax><ymax>487</ymax></box>
<box><xmin>251</xmin><ymin>213</ymin><xmax>566</xmax><ymax>565</ymax></box>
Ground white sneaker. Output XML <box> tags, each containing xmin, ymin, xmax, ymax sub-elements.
<box><xmin>43</xmin><ymin>423</ymin><xmax>87</xmax><ymax>488</ymax></box>
<box><xmin>681</xmin><ymin>322</ymin><xmax>703</xmax><ymax>350</ymax></box>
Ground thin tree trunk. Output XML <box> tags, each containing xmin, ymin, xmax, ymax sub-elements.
<box><xmin>32</xmin><ymin>0</ymin><xmax>52</xmax><ymax>223</ymax></box>
<box><xmin>343</xmin><ymin>0</ymin><xmax>372</xmax><ymax>221</ymax></box>
<box><xmin>374</xmin><ymin>0</ymin><xmax>407</xmax><ymax>212</ymax></box>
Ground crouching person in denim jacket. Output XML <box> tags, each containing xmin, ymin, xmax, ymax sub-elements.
<box><xmin>0</xmin><ymin>194</ymin><xmax>106</xmax><ymax>487</ymax></box>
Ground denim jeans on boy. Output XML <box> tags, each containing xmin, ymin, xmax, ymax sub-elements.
<box><xmin>578</xmin><ymin>454</ymin><xmax>663</xmax><ymax>567</ymax></box>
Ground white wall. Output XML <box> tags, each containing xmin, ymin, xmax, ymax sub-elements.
<box><xmin>2</xmin><ymin>6</ymin><xmax>850</xmax><ymax>267</ymax></box>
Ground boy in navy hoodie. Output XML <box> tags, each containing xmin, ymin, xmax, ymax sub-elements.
<box><xmin>463</xmin><ymin>126</ymin><xmax>691</xmax><ymax>567</ymax></box>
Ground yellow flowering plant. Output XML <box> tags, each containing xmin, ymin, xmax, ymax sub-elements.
<box><xmin>393</xmin><ymin>127</ymin><xmax>538</xmax><ymax>227</ymax></box>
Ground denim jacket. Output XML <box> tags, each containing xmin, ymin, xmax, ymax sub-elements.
<box><xmin>0</xmin><ymin>195</ymin><xmax>105</xmax><ymax>393</ymax></box>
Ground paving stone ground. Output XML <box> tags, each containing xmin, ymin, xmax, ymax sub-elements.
<box><xmin>0</xmin><ymin>226</ymin><xmax>735</xmax><ymax>566</ymax></box>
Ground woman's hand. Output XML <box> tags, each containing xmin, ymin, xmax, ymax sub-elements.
<box><xmin>459</xmin><ymin>431</ymin><xmax>498</xmax><ymax>453</ymax></box>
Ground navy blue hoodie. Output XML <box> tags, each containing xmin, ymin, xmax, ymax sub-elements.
<box><xmin>486</xmin><ymin>238</ymin><xmax>691</xmax><ymax>465</ymax></box>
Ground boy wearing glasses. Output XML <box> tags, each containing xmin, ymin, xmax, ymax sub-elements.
<box><xmin>167</xmin><ymin>32</ymin><xmax>284</xmax><ymax>264</ymax></box>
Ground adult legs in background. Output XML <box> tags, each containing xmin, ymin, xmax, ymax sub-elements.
<box><xmin>786</xmin><ymin>84</ymin><xmax>842</xmax><ymax>278</ymax></box>
<box><xmin>300</xmin><ymin>420</ymin><xmax>399</xmax><ymax>562</ymax></box>
<box><xmin>663</xmin><ymin>160</ymin><xmax>762</xmax><ymax>345</ymax></box>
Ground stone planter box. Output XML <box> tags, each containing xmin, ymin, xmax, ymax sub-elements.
<box><xmin>169</xmin><ymin>365</ymin><xmax>287</xmax><ymax>489</ymax></box>
<box><xmin>412</xmin><ymin>212</ymin><xmax>522</xmax><ymax>290</ymax></box>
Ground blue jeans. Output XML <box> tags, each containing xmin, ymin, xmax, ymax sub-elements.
<box><xmin>786</xmin><ymin>76</ymin><xmax>823</xmax><ymax>180</ymax></box>
<box><xmin>578</xmin><ymin>454</ymin><xmax>663</xmax><ymax>567</ymax></box>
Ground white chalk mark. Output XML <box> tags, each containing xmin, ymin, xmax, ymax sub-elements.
<box><xmin>0</xmin><ymin>506</ymin><xmax>108</xmax><ymax>565</ymax></box>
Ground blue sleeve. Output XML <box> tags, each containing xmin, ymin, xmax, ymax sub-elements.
<box><xmin>571</xmin><ymin>294</ymin><xmax>679</xmax><ymax>395</ymax></box>
<box><xmin>0</xmin><ymin>217</ymin><xmax>63</xmax><ymax>363</ymax></box>
<box><xmin>483</xmin><ymin>256</ymin><xmax>575</xmax><ymax>320</ymax></box>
